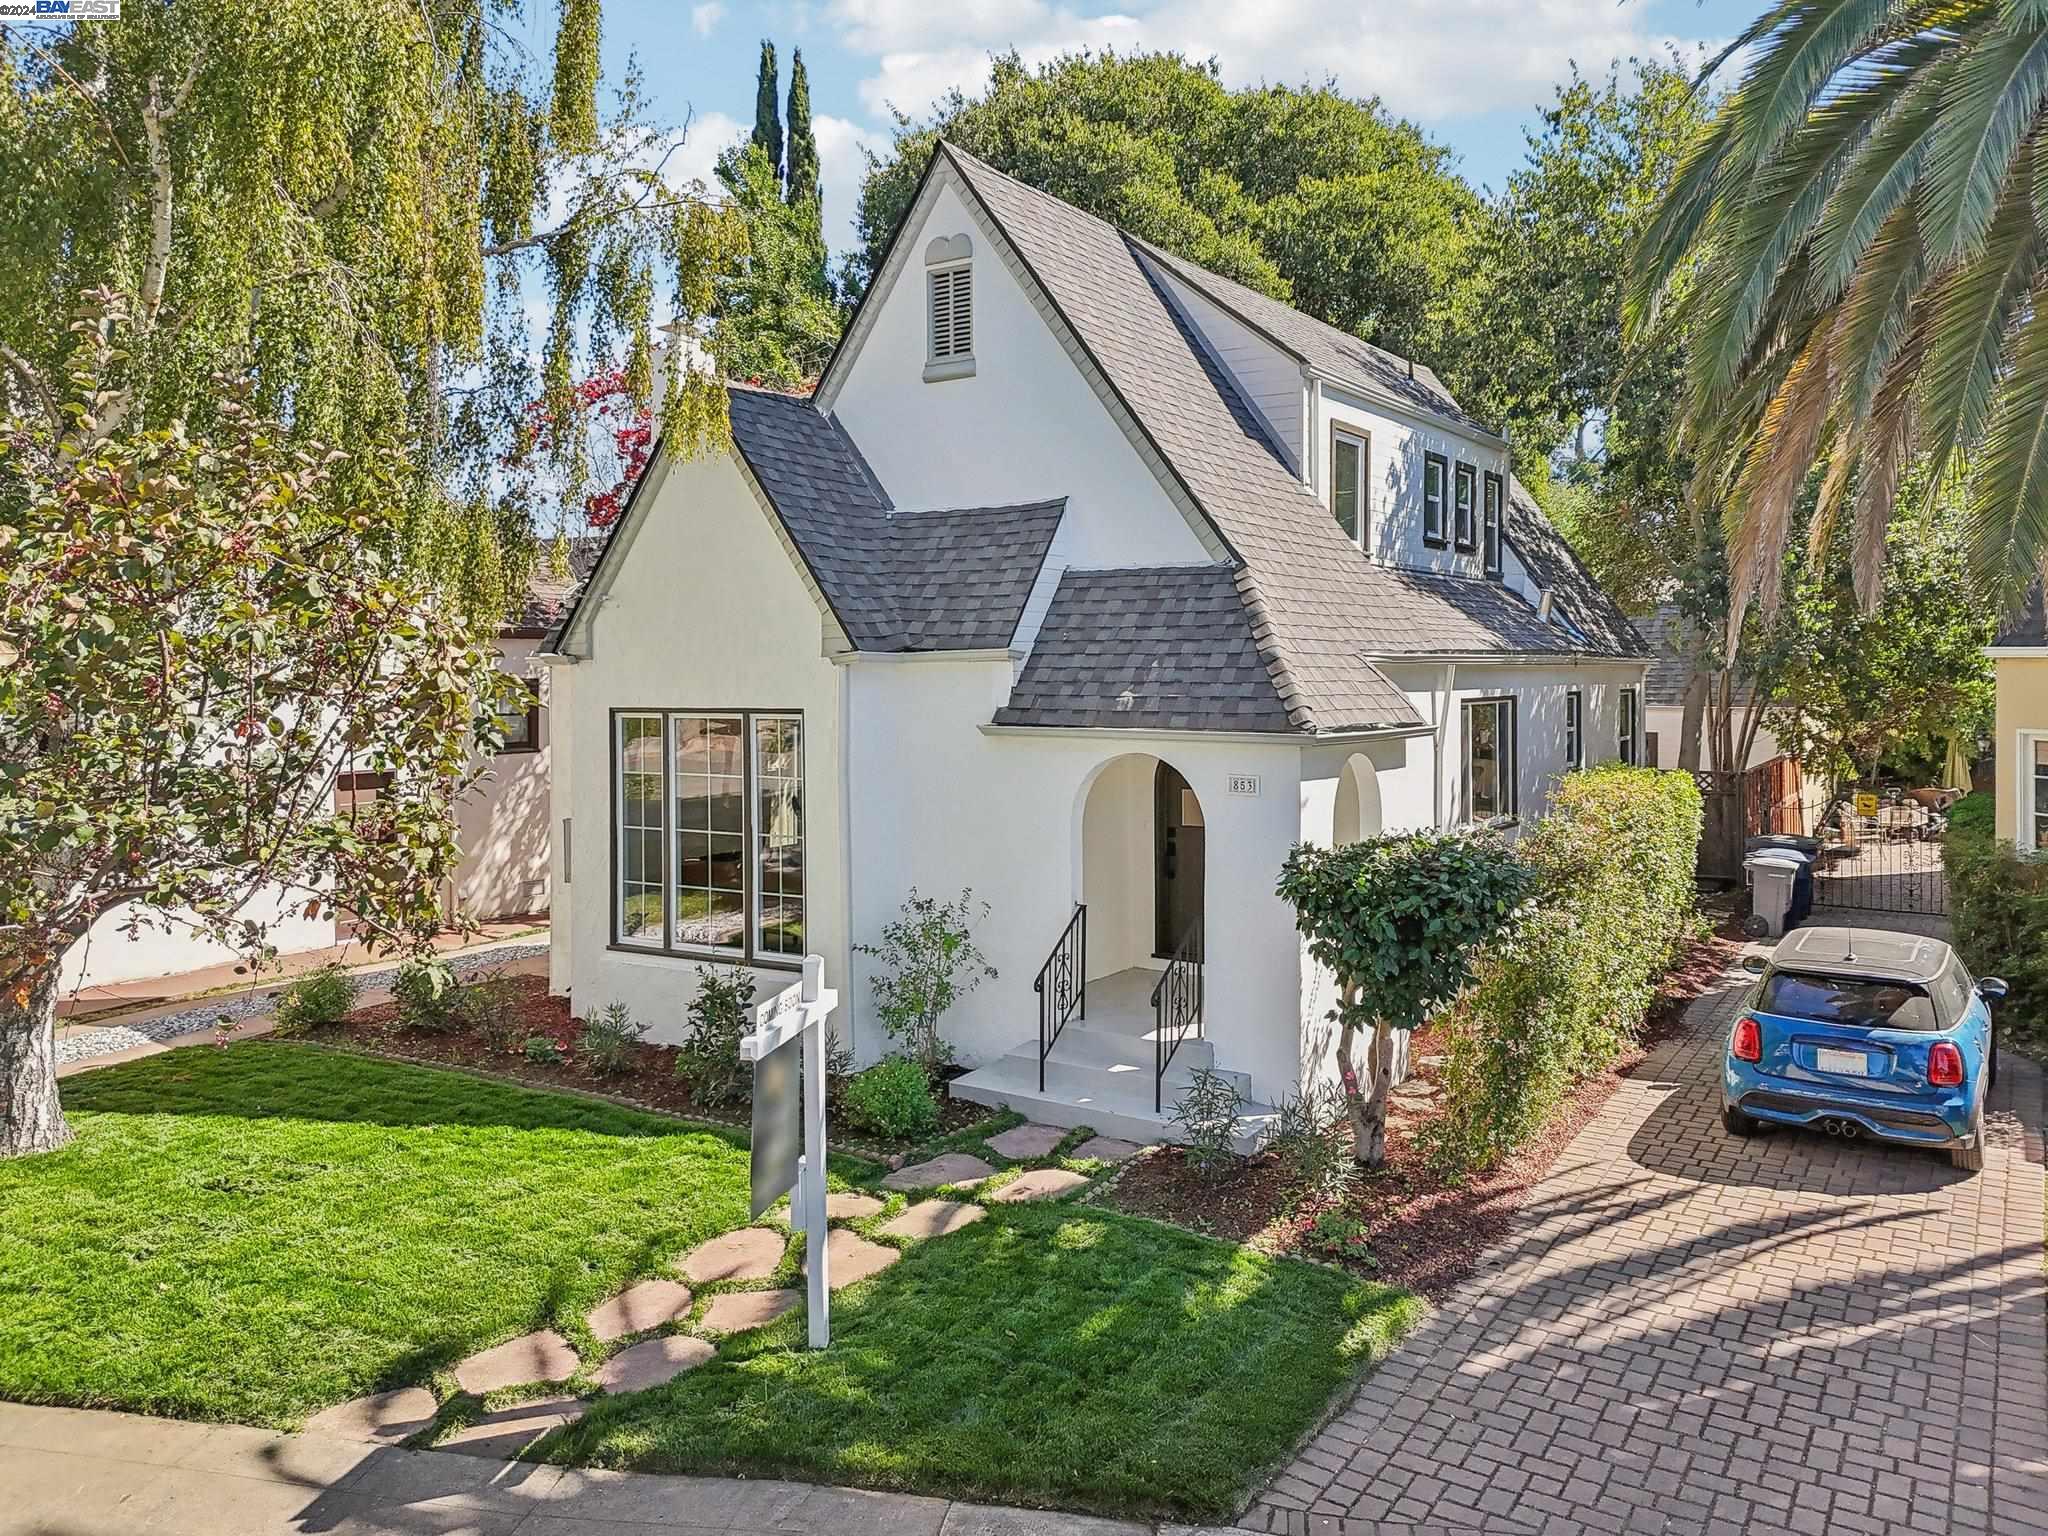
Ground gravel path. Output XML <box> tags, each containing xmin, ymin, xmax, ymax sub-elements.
<box><xmin>53</xmin><ymin>942</ymin><xmax>550</xmax><ymax>1065</ymax></box>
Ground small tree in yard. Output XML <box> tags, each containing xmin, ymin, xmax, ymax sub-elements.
<box><xmin>854</xmin><ymin>888</ymin><xmax>997</xmax><ymax>1080</ymax></box>
<box><xmin>0</xmin><ymin>309</ymin><xmax>506</xmax><ymax>1158</ymax></box>
<box><xmin>1278</xmin><ymin>831</ymin><xmax>1533</xmax><ymax>1168</ymax></box>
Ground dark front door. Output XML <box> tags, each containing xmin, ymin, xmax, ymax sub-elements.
<box><xmin>1154</xmin><ymin>762</ymin><xmax>1205</xmax><ymax>959</ymax></box>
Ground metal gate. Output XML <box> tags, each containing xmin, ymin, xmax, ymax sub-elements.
<box><xmin>1804</xmin><ymin>789</ymin><xmax>1951</xmax><ymax>917</ymax></box>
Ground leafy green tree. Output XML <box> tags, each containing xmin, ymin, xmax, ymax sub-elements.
<box><xmin>1277</xmin><ymin>832</ymin><xmax>1533</xmax><ymax>1167</ymax></box>
<box><xmin>1630</xmin><ymin>1</ymin><xmax>2048</xmax><ymax>625</ymax></box>
<box><xmin>751</xmin><ymin>38</ymin><xmax>782</xmax><ymax>183</ymax></box>
<box><xmin>849</xmin><ymin>51</ymin><xmax>1480</xmax><ymax>369</ymax></box>
<box><xmin>1760</xmin><ymin>497</ymin><xmax>1996</xmax><ymax>792</ymax></box>
<box><xmin>711</xmin><ymin>142</ymin><xmax>842</xmax><ymax>388</ymax></box>
<box><xmin>786</xmin><ymin>46</ymin><xmax>821</xmax><ymax>232</ymax></box>
<box><xmin>0</xmin><ymin>306</ymin><xmax>508</xmax><ymax>1157</ymax></box>
<box><xmin>0</xmin><ymin>0</ymin><xmax>742</xmax><ymax>619</ymax></box>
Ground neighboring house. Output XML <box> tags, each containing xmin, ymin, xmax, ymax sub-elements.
<box><xmin>540</xmin><ymin>144</ymin><xmax>1651</xmax><ymax>1142</ymax></box>
<box><xmin>1636</xmin><ymin>603</ymin><xmax>1793</xmax><ymax>772</ymax></box>
<box><xmin>61</xmin><ymin>557</ymin><xmax>592</xmax><ymax>995</ymax></box>
<box><xmin>1990</xmin><ymin>583</ymin><xmax>2048</xmax><ymax>852</ymax></box>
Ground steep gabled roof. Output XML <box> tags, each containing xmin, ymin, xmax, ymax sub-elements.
<box><xmin>992</xmin><ymin>566</ymin><xmax>1302</xmax><ymax>732</ymax></box>
<box><xmin>1136</xmin><ymin>240</ymin><xmax>1495</xmax><ymax>438</ymax></box>
<box><xmin>726</xmin><ymin>386</ymin><xmax>1064</xmax><ymax>652</ymax></box>
<box><xmin>512</xmin><ymin>535</ymin><xmax>606</xmax><ymax>639</ymax></box>
<box><xmin>1501</xmin><ymin>478</ymin><xmax>1647</xmax><ymax>658</ymax></box>
<box><xmin>1995</xmin><ymin>582</ymin><xmax>2046</xmax><ymax>647</ymax></box>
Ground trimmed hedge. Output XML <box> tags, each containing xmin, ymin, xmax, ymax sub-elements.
<box><xmin>1945</xmin><ymin>792</ymin><xmax>2048</xmax><ymax>1036</ymax></box>
<box><xmin>1429</xmin><ymin>765</ymin><xmax>1703</xmax><ymax>1175</ymax></box>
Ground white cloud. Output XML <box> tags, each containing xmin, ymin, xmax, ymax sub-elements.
<box><xmin>666</xmin><ymin>110</ymin><xmax>746</xmax><ymax>194</ymax></box>
<box><xmin>827</xmin><ymin>0</ymin><xmax>1692</xmax><ymax>127</ymax></box>
<box><xmin>691</xmin><ymin>3</ymin><xmax>725</xmax><ymax>38</ymax></box>
<box><xmin>812</xmin><ymin>113</ymin><xmax>877</xmax><ymax>254</ymax></box>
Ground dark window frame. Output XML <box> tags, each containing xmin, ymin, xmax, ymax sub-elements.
<box><xmin>1422</xmin><ymin>452</ymin><xmax>1449</xmax><ymax>548</ymax></box>
<box><xmin>608</xmin><ymin>706</ymin><xmax>806</xmax><ymax>971</ymax></box>
<box><xmin>1619</xmin><ymin>685</ymin><xmax>1641</xmax><ymax>766</ymax></box>
<box><xmin>1453</xmin><ymin>461</ymin><xmax>1478</xmax><ymax>553</ymax></box>
<box><xmin>1482</xmin><ymin>471</ymin><xmax>1504</xmax><ymax>575</ymax></box>
<box><xmin>1329</xmin><ymin>422</ymin><xmax>1370</xmax><ymax>550</ymax></box>
<box><xmin>1463</xmin><ymin>695</ymin><xmax>1518</xmax><ymax>824</ymax></box>
<box><xmin>497</xmin><ymin>677</ymin><xmax>542</xmax><ymax>754</ymax></box>
<box><xmin>1565</xmin><ymin>688</ymin><xmax>1583</xmax><ymax>771</ymax></box>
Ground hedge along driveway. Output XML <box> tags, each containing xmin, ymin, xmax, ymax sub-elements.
<box><xmin>543</xmin><ymin>1198</ymin><xmax>1421</xmax><ymax>1521</ymax></box>
<box><xmin>0</xmin><ymin>1044</ymin><xmax>759</xmax><ymax>1426</ymax></box>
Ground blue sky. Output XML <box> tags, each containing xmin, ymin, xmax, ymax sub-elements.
<box><xmin>584</xmin><ymin>0</ymin><xmax>1761</xmax><ymax>263</ymax></box>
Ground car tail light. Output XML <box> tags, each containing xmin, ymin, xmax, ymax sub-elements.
<box><xmin>1732</xmin><ymin>1016</ymin><xmax>1762</xmax><ymax>1063</ymax></box>
<box><xmin>1929</xmin><ymin>1042</ymin><xmax>1965</xmax><ymax>1087</ymax></box>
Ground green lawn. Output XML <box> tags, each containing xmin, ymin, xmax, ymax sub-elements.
<box><xmin>0</xmin><ymin>1044</ymin><xmax>756</xmax><ymax>1426</ymax></box>
<box><xmin>0</xmin><ymin>1044</ymin><xmax>1423</xmax><ymax>1520</ymax></box>
<box><xmin>545</xmin><ymin>1200</ymin><xmax>1419</xmax><ymax>1519</ymax></box>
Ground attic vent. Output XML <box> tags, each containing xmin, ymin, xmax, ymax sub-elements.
<box><xmin>924</xmin><ymin>233</ymin><xmax>975</xmax><ymax>381</ymax></box>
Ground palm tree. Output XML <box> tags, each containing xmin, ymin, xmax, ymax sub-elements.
<box><xmin>1631</xmin><ymin>0</ymin><xmax>2048</xmax><ymax>631</ymax></box>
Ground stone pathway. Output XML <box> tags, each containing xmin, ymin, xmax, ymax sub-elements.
<box><xmin>586</xmin><ymin>1278</ymin><xmax>692</xmax><ymax>1341</ymax></box>
<box><xmin>989</xmin><ymin>1167</ymin><xmax>1089</xmax><ymax>1202</ymax></box>
<box><xmin>452</xmin><ymin>1330</ymin><xmax>577</xmax><ymax>1395</ymax></box>
<box><xmin>884</xmin><ymin>1151</ymin><xmax>998</xmax><ymax>1190</ymax></box>
<box><xmin>676</xmin><ymin>1226</ymin><xmax>785</xmax><ymax>1284</ymax></box>
<box><xmin>1246</xmin><ymin>961</ymin><xmax>2048</xmax><ymax>1536</ymax></box>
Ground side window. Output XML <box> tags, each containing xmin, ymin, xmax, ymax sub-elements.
<box><xmin>1453</xmin><ymin>462</ymin><xmax>1477</xmax><ymax>552</ymax></box>
<box><xmin>1422</xmin><ymin>453</ymin><xmax>1448</xmax><ymax>548</ymax></box>
<box><xmin>1482</xmin><ymin>472</ymin><xmax>1503</xmax><ymax>575</ymax></box>
<box><xmin>1330</xmin><ymin>427</ymin><xmax>1368</xmax><ymax>547</ymax></box>
<box><xmin>1565</xmin><ymin>688</ymin><xmax>1583</xmax><ymax>771</ymax></box>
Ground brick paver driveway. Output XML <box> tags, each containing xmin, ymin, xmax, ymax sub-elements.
<box><xmin>1247</xmin><ymin>960</ymin><xmax>2048</xmax><ymax>1536</ymax></box>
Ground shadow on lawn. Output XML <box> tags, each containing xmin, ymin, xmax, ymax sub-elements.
<box><xmin>531</xmin><ymin>1200</ymin><xmax>1421</xmax><ymax>1522</ymax></box>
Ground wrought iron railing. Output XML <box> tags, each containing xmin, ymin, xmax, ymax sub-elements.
<box><xmin>1151</xmin><ymin>919</ymin><xmax>1204</xmax><ymax>1114</ymax></box>
<box><xmin>1034</xmin><ymin>903</ymin><xmax>1086</xmax><ymax>1091</ymax></box>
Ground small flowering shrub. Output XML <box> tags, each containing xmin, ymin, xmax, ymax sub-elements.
<box><xmin>842</xmin><ymin>1057</ymin><xmax>939</xmax><ymax>1140</ymax></box>
<box><xmin>673</xmin><ymin>966</ymin><xmax>755</xmax><ymax>1105</ymax></box>
<box><xmin>1303</xmin><ymin>1210</ymin><xmax>1377</xmax><ymax>1269</ymax></box>
<box><xmin>393</xmin><ymin>958</ymin><xmax>459</xmax><ymax>1032</ymax></box>
<box><xmin>273</xmin><ymin>965</ymin><xmax>358</xmax><ymax>1034</ymax></box>
<box><xmin>1170</xmin><ymin>1067</ymin><xmax>1245</xmax><ymax>1183</ymax></box>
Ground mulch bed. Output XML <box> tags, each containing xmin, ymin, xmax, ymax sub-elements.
<box><xmin>1104</xmin><ymin>918</ymin><xmax>1745</xmax><ymax>1299</ymax></box>
<box><xmin>305</xmin><ymin>973</ymin><xmax>990</xmax><ymax>1152</ymax></box>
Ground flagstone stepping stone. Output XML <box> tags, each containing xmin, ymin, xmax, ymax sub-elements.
<box><xmin>879</xmin><ymin>1199</ymin><xmax>986</xmax><ymax>1241</ymax></box>
<box><xmin>986</xmin><ymin>1122</ymin><xmax>1066</xmax><ymax>1160</ymax></box>
<box><xmin>1071</xmin><ymin>1136</ymin><xmax>1146</xmax><ymax>1164</ymax></box>
<box><xmin>675</xmin><ymin>1226</ymin><xmax>786</xmax><ymax>1285</ymax></box>
<box><xmin>825</xmin><ymin>1191</ymin><xmax>884</xmax><ymax>1221</ymax></box>
<box><xmin>452</xmin><ymin>1330</ymin><xmax>578</xmax><ymax>1395</ymax></box>
<box><xmin>596</xmin><ymin>1335</ymin><xmax>716</xmax><ymax>1394</ymax></box>
<box><xmin>699</xmin><ymin>1288</ymin><xmax>800</xmax><ymax>1335</ymax></box>
<box><xmin>304</xmin><ymin>1386</ymin><xmax>438</xmax><ymax>1446</ymax></box>
<box><xmin>801</xmin><ymin>1227</ymin><xmax>901</xmax><ymax>1290</ymax></box>
<box><xmin>436</xmin><ymin>1394</ymin><xmax>585</xmax><ymax>1459</ymax></box>
<box><xmin>988</xmin><ymin>1168</ymin><xmax>1090</xmax><ymax>1203</ymax></box>
<box><xmin>881</xmin><ymin>1152</ymin><xmax>997</xmax><ymax>1191</ymax></box>
<box><xmin>585</xmin><ymin>1279</ymin><xmax>693</xmax><ymax>1342</ymax></box>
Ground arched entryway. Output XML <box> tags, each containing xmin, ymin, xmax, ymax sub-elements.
<box><xmin>1333</xmin><ymin>753</ymin><xmax>1383</xmax><ymax>847</ymax></box>
<box><xmin>1076</xmin><ymin>753</ymin><xmax>1206</xmax><ymax>979</ymax></box>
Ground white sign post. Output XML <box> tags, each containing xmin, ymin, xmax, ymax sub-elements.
<box><xmin>739</xmin><ymin>954</ymin><xmax>836</xmax><ymax>1348</ymax></box>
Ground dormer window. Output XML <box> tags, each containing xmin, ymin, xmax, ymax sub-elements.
<box><xmin>1453</xmin><ymin>462</ymin><xmax>1477</xmax><ymax>552</ymax></box>
<box><xmin>1482</xmin><ymin>472</ymin><xmax>1503</xmax><ymax>575</ymax></box>
<box><xmin>924</xmin><ymin>233</ymin><xmax>974</xmax><ymax>382</ymax></box>
<box><xmin>1330</xmin><ymin>425</ymin><xmax>1369</xmax><ymax>549</ymax></box>
<box><xmin>1422</xmin><ymin>453</ymin><xmax>1448</xmax><ymax>548</ymax></box>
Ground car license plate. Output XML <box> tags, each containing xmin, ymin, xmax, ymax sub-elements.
<box><xmin>1816</xmin><ymin>1048</ymin><xmax>1869</xmax><ymax>1076</ymax></box>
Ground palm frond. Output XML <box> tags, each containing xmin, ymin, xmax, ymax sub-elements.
<box><xmin>1922</xmin><ymin>21</ymin><xmax>2048</xmax><ymax>260</ymax></box>
<box><xmin>1808</xmin><ymin>55</ymin><xmax>1952</xmax><ymax>297</ymax></box>
<box><xmin>1730</xmin><ymin>320</ymin><xmax>1840</xmax><ymax>634</ymax></box>
<box><xmin>1967</xmin><ymin>289</ymin><xmax>2048</xmax><ymax>599</ymax></box>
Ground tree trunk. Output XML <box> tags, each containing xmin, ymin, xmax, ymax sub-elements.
<box><xmin>1336</xmin><ymin>1009</ymin><xmax>1396</xmax><ymax>1169</ymax></box>
<box><xmin>1</xmin><ymin>959</ymin><xmax>71</xmax><ymax>1158</ymax></box>
<box><xmin>1678</xmin><ymin>671</ymin><xmax>1707</xmax><ymax>773</ymax></box>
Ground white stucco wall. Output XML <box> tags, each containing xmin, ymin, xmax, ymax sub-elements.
<box><xmin>554</xmin><ymin>448</ymin><xmax>847</xmax><ymax>1045</ymax></box>
<box><xmin>60</xmin><ymin>888</ymin><xmax>335</xmax><ymax>993</ymax></box>
<box><xmin>1314</xmin><ymin>382</ymin><xmax>1510</xmax><ymax>575</ymax></box>
<box><xmin>1646</xmin><ymin>704</ymin><xmax>1788</xmax><ymax>772</ymax></box>
<box><xmin>450</xmin><ymin>636</ymin><xmax>553</xmax><ymax>922</ymax></box>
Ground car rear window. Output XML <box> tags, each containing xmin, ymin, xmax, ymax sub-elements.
<box><xmin>1760</xmin><ymin>971</ymin><xmax>1941</xmax><ymax>1032</ymax></box>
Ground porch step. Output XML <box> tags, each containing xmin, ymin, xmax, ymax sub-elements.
<box><xmin>1027</xmin><ymin>1016</ymin><xmax>1220</xmax><ymax>1075</ymax></box>
<box><xmin>948</xmin><ymin>1050</ymin><xmax>1278</xmax><ymax>1154</ymax></box>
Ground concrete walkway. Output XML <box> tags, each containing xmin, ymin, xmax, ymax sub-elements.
<box><xmin>1246</xmin><ymin>962</ymin><xmax>2048</xmax><ymax>1536</ymax></box>
<box><xmin>0</xmin><ymin>1401</ymin><xmax>1226</xmax><ymax>1536</ymax></box>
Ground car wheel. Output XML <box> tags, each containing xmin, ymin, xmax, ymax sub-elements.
<box><xmin>1723</xmin><ymin>1104</ymin><xmax>1760</xmax><ymax>1137</ymax></box>
<box><xmin>1951</xmin><ymin>1103</ymin><xmax>1987</xmax><ymax>1173</ymax></box>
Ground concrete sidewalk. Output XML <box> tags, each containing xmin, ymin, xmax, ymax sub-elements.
<box><xmin>0</xmin><ymin>1401</ymin><xmax>1230</xmax><ymax>1536</ymax></box>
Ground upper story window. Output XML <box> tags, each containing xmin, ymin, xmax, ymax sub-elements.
<box><xmin>496</xmin><ymin>677</ymin><xmax>541</xmax><ymax>754</ymax></box>
<box><xmin>1454</xmin><ymin>462</ymin><xmax>1477</xmax><ymax>553</ymax></box>
<box><xmin>1423</xmin><ymin>453</ymin><xmax>1448</xmax><ymax>548</ymax></box>
<box><xmin>1482</xmin><ymin>472</ymin><xmax>1504</xmax><ymax>575</ymax></box>
<box><xmin>1330</xmin><ymin>426</ymin><xmax>1369</xmax><ymax>548</ymax></box>
<box><xmin>924</xmin><ymin>233</ymin><xmax>975</xmax><ymax>382</ymax></box>
<box><xmin>1565</xmin><ymin>688</ymin><xmax>1583</xmax><ymax>770</ymax></box>
<box><xmin>1619</xmin><ymin>686</ymin><xmax>1641</xmax><ymax>766</ymax></box>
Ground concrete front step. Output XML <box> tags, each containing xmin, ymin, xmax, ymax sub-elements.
<box><xmin>1024</xmin><ymin>1018</ymin><xmax>1222</xmax><ymax>1075</ymax></box>
<box><xmin>949</xmin><ymin>1051</ymin><xmax>1277</xmax><ymax>1153</ymax></box>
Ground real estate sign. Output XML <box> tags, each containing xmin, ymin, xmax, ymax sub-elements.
<box><xmin>740</xmin><ymin>956</ymin><xmax>837</xmax><ymax>1348</ymax></box>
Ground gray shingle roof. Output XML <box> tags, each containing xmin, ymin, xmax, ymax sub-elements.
<box><xmin>993</xmin><ymin>566</ymin><xmax>1300</xmax><ymax>732</ymax></box>
<box><xmin>514</xmin><ymin>535</ymin><xmax>606</xmax><ymax>637</ymax></box>
<box><xmin>1135</xmin><ymin>241</ymin><xmax>1494</xmax><ymax>437</ymax></box>
<box><xmin>1501</xmin><ymin>478</ymin><xmax>1647</xmax><ymax>658</ymax></box>
<box><xmin>728</xmin><ymin>386</ymin><xmax>1063</xmax><ymax>651</ymax></box>
<box><xmin>1996</xmin><ymin>582</ymin><xmax>2046</xmax><ymax>647</ymax></box>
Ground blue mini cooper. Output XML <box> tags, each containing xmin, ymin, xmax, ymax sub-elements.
<box><xmin>1723</xmin><ymin>926</ymin><xmax>2007</xmax><ymax>1172</ymax></box>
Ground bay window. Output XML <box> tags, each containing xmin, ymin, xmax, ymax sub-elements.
<box><xmin>612</xmin><ymin>710</ymin><xmax>805</xmax><ymax>964</ymax></box>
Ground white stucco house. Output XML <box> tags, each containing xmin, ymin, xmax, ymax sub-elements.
<box><xmin>539</xmin><ymin>144</ymin><xmax>1652</xmax><ymax>1143</ymax></box>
